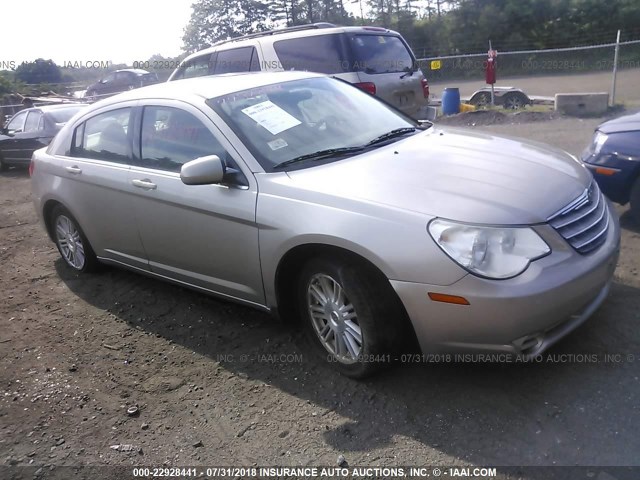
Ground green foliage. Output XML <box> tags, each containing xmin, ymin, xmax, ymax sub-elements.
<box><xmin>181</xmin><ymin>0</ymin><xmax>640</xmax><ymax>59</ymax></box>
<box><xmin>182</xmin><ymin>0</ymin><xmax>273</xmax><ymax>52</ymax></box>
<box><xmin>0</xmin><ymin>73</ymin><xmax>12</xmax><ymax>95</ymax></box>
<box><xmin>182</xmin><ymin>0</ymin><xmax>354</xmax><ymax>51</ymax></box>
<box><xmin>15</xmin><ymin>59</ymin><xmax>62</xmax><ymax>85</ymax></box>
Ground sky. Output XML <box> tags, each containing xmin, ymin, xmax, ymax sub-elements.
<box><xmin>1</xmin><ymin>0</ymin><xmax>193</xmax><ymax>67</ymax></box>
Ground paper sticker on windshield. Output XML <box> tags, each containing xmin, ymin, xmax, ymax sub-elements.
<box><xmin>268</xmin><ymin>138</ymin><xmax>288</xmax><ymax>151</ymax></box>
<box><xmin>241</xmin><ymin>101</ymin><xmax>301</xmax><ymax>135</ymax></box>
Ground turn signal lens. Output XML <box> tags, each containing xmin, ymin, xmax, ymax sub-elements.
<box><xmin>595</xmin><ymin>167</ymin><xmax>618</xmax><ymax>176</ymax></box>
<box><xmin>428</xmin><ymin>293</ymin><xmax>470</xmax><ymax>305</ymax></box>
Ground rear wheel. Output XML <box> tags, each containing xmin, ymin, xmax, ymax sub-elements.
<box><xmin>298</xmin><ymin>256</ymin><xmax>403</xmax><ymax>378</ymax></box>
<box><xmin>630</xmin><ymin>177</ymin><xmax>640</xmax><ymax>224</ymax></box>
<box><xmin>502</xmin><ymin>92</ymin><xmax>529</xmax><ymax>109</ymax></box>
<box><xmin>50</xmin><ymin>205</ymin><xmax>99</xmax><ymax>272</ymax></box>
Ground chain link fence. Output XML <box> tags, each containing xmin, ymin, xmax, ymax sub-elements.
<box><xmin>417</xmin><ymin>38</ymin><xmax>640</xmax><ymax>105</ymax></box>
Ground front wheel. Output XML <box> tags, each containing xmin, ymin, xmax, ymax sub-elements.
<box><xmin>51</xmin><ymin>205</ymin><xmax>99</xmax><ymax>272</ymax></box>
<box><xmin>298</xmin><ymin>257</ymin><xmax>403</xmax><ymax>378</ymax></box>
<box><xmin>470</xmin><ymin>91</ymin><xmax>491</xmax><ymax>107</ymax></box>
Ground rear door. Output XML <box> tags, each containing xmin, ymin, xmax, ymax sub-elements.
<box><xmin>11</xmin><ymin>110</ymin><xmax>50</xmax><ymax>162</ymax></box>
<box><xmin>1</xmin><ymin>110</ymin><xmax>46</xmax><ymax>163</ymax></box>
<box><xmin>59</xmin><ymin>104</ymin><xmax>149</xmax><ymax>270</ymax></box>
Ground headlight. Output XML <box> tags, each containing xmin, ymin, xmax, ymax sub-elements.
<box><xmin>428</xmin><ymin>219</ymin><xmax>551</xmax><ymax>279</ymax></box>
<box><xmin>592</xmin><ymin>131</ymin><xmax>608</xmax><ymax>155</ymax></box>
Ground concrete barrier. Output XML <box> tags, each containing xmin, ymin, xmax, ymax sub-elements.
<box><xmin>554</xmin><ymin>92</ymin><xmax>609</xmax><ymax>116</ymax></box>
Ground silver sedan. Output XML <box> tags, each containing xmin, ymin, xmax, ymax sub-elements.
<box><xmin>31</xmin><ymin>71</ymin><xmax>620</xmax><ymax>378</ymax></box>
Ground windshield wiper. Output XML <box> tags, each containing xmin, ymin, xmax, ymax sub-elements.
<box><xmin>400</xmin><ymin>65</ymin><xmax>417</xmax><ymax>79</ymax></box>
<box><xmin>273</xmin><ymin>146</ymin><xmax>365</xmax><ymax>170</ymax></box>
<box><xmin>365</xmin><ymin>127</ymin><xmax>417</xmax><ymax>147</ymax></box>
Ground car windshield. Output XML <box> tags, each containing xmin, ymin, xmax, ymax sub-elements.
<box><xmin>207</xmin><ymin>77</ymin><xmax>418</xmax><ymax>171</ymax></box>
<box><xmin>48</xmin><ymin>106</ymin><xmax>85</xmax><ymax>124</ymax></box>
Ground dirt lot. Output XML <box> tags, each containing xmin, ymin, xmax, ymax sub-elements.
<box><xmin>1</xmin><ymin>114</ymin><xmax>640</xmax><ymax>478</ymax></box>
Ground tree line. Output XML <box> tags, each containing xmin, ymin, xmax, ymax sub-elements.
<box><xmin>182</xmin><ymin>0</ymin><xmax>640</xmax><ymax>57</ymax></box>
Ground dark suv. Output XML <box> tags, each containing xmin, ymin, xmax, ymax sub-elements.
<box><xmin>85</xmin><ymin>69</ymin><xmax>158</xmax><ymax>101</ymax></box>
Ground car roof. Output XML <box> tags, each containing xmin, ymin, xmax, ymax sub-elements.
<box><xmin>11</xmin><ymin>103</ymin><xmax>87</xmax><ymax>115</ymax></box>
<box><xmin>115</xmin><ymin>68</ymin><xmax>151</xmax><ymax>75</ymax></box>
<box><xmin>93</xmin><ymin>71</ymin><xmax>323</xmax><ymax>107</ymax></box>
<box><xmin>180</xmin><ymin>25</ymin><xmax>400</xmax><ymax>63</ymax></box>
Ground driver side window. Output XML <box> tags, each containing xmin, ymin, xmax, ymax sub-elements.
<box><xmin>138</xmin><ymin>105</ymin><xmax>246</xmax><ymax>186</ymax></box>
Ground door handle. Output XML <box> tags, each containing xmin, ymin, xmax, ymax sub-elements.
<box><xmin>131</xmin><ymin>178</ymin><xmax>157</xmax><ymax>190</ymax></box>
<box><xmin>65</xmin><ymin>165</ymin><xmax>82</xmax><ymax>174</ymax></box>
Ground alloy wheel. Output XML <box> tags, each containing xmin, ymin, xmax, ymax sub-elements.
<box><xmin>306</xmin><ymin>273</ymin><xmax>363</xmax><ymax>363</ymax></box>
<box><xmin>55</xmin><ymin>215</ymin><xmax>86</xmax><ymax>270</ymax></box>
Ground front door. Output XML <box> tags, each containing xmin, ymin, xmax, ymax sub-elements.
<box><xmin>127</xmin><ymin>101</ymin><xmax>264</xmax><ymax>305</ymax></box>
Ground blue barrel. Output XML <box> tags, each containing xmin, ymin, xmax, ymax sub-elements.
<box><xmin>442</xmin><ymin>87</ymin><xmax>461</xmax><ymax>115</ymax></box>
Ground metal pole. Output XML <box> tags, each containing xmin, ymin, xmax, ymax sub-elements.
<box><xmin>611</xmin><ymin>29</ymin><xmax>621</xmax><ymax>107</ymax></box>
<box><xmin>489</xmin><ymin>40</ymin><xmax>495</xmax><ymax>106</ymax></box>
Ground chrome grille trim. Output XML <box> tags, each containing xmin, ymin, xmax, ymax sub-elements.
<box><xmin>548</xmin><ymin>181</ymin><xmax>610</xmax><ymax>254</ymax></box>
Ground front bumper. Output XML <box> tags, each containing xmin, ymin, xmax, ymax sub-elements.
<box><xmin>392</xmin><ymin>208</ymin><xmax>620</xmax><ymax>357</ymax></box>
<box><xmin>582</xmin><ymin>152</ymin><xmax>640</xmax><ymax>204</ymax></box>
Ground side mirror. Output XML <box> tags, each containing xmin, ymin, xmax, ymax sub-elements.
<box><xmin>0</xmin><ymin>127</ymin><xmax>7</xmax><ymax>135</ymax></box>
<box><xmin>180</xmin><ymin>155</ymin><xmax>225</xmax><ymax>185</ymax></box>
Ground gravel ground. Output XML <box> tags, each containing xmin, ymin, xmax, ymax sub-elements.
<box><xmin>1</xmin><ymin>114</ymin><xmax>639</xmax><ymax>479</ymax></box>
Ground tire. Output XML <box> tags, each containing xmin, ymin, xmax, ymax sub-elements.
<box><xmin>50</xmin><ymin>205</ymin><xmax>100</xmax><ymax>273</ymax></box>
<box><xmin>297</xmin><ymin>256</ymin><xmax>403</xmax><ymax>378</ymax></box>
<box><xmin>470</xmin><ymin>92</ymin><xmax>491</xmax><ymax>107</ymax></box>
<box><xmin>0</xmin><ymin>157</ymin><xmax>8</xmax><ymax>172</ymax></box>
<box><xmin>630</xmin><ymin>177</ymin><xmax>640</xmax><ymax>224</ymax></box>
<box><xmin>502</xmin><ymin>92</ymin><xmax>528</xmax><ymax>110</ymax></box>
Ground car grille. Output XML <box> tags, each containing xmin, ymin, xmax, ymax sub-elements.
<box><xmin>548</xmin><ymin>181</ymin><xmax>609</xmax><ymax>254</ymax></box>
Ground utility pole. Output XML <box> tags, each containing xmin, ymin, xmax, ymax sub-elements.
<box><xmin>489</xmin><ymin>40</ymin><xmax>495</xmax><ymax>106</ymax></box>
<box><xmin>610</xmin><ymin>29</ymin><xmax>621</xmax><ymax>107</ymax></box>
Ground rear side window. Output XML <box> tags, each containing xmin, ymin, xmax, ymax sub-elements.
<box><xmin>71</xmin><ymin>108</ymin><xmax>132</xmax><ymax>163</ymax></box>
<box><xmin>349</xmin><ymin>34</ymin><xmax>414</xmax><ymax>74</ymax></box>
<box><xmin>174</xmin><ymin>55</ymin><xmax>213</xmax><ymax>80</ymax></box>
<box><xmin>214</xmin><ymin>47</ymin><xmax>260</xmax><ymax>74</ymax></box>
<box><xmin>24</xmin><ymin>111</ymin><xmax>43</xmax><ymax>133</ymax></box>
<box><xmin>273</xmin><ymin>34</ymin><xmax>349</xmax><ymax>74</ymax></box>
<box><xmin>140</xmin><ymin>73</ymin><xmax>158</xmax><ymax>85</ymax></box>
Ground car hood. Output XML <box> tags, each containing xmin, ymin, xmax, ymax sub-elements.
<box><xmin>598</xmin><ymin>111</ymin><xmax>640</xmax><ymax>134</ymax></box>
<box><xmin>285</xmin><ymin>127</ymin><xmax>591</xmax><ymax>225</ymax></box>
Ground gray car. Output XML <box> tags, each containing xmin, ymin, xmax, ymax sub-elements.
<box><xmin>31</xmin><ymin>71</ymin><xmax>620</xmax><ymax>378</ymax></box>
